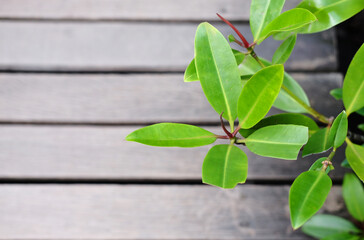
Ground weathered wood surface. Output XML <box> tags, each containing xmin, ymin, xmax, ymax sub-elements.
<box><xmin>0</xmin><ymin>125</ymin><xmax>347</xmax><ymax>180</ymax></box>
<box><xmin>0</xmin><ymin>73</ymin><xmax>343</xmax><ymax>124</ymax></box>
<box><xmin>0</xmin><ymin>0</ymin><xmax>300</xmax><ymax>21</ymax></box>
<box><xmin>0</xmin><ymin>185</ymin><xmax>345</xmax><ymax>239</ymax></box>
<box><xmin>0</xmin><ymin>22</ymin><xmax>337</xmax><ymax>72</ymax></box>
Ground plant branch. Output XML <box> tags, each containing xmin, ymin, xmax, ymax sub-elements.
<box><xmin>220</xmin><ymin>112</ymin><xmax>234</xmax><ymax>139</ymax></box>
<box><xmin>280</xmin><ymin>85</ymin><xmax>329</xmax><ymax>124</ymax></box>
<box><xmin>216</xmin><ymin>13</ymin><xmax>250</xmax><ymax>49</ymax></box>
<box><xmin>322</xmin><ymin>149</ymin><xmax>335</xmax><ymax>172</ymax></box>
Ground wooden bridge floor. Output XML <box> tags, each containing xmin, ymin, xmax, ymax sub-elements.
<box><xmin>0</xmin><ymin>1</ymin><xmax>347</xmax><ymax>239</ymax></box>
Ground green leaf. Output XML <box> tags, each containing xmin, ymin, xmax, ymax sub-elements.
<box><xmin>297</xmin><ymin>0</ymin><xmax>364</xmax><ymax>33</ymax></box>
<box><xmin>239</xmin><ymin>113</ymin><xmax>319</xmax><ymax>138</ymax></box>
<box><xmin>302</xmin><ymin>214</ymin><xmax>361</xmax><ymax>239</ymax></box>
<box><xmin>228</xmin><ymin>34</ymin><xmax>235</xmax><ymax>43</ymax></box>
<box><xmin>250</xmin><ymin>0</ymin><xmax>285</xmax><ymax>41</ymax></box>
<box><xmin>322</xmin><ymin>233</ymin><xmax>361</xmax><ymax>240</ymax></box>
<box><xmin>273</xmin><ymin>31</ymin><xmax>296</xmax><ymax>41</ymax></box>
<box><xmin>272</xmin><ymin>34</ymin><xmax>297</xmax><ymax>64</ymax></box>
<box><xmin>185</xmin><ymin>49</ymin><xmax>245</xmax><ymax>83</ymax></box>
<box><xmin>358</xmin><ymin>123</ymin><xmax>364</xmax><ymax>132</ymax></box>
<box><xmin>232</xmin><ymin>49</ymin><xmax>245</xmax><ymax>66</ymax></box>
<box><xmin>343</xmin><ymin>173</ymin><xmax>364</xmax><ymax>221</ymax></box>
<box><xmin>356</xmin><ymin>107</ymin><xmax>364</xmax><ymax>116</ymax></box>
<box><xmin>194</xmin><ymin>22</ymin><xmax>242</xmax><ymax>123</ymax></box>
<box><xmin>126</xmin><ymin>123</ymin><xmax>216</xmax><ymax>147</ymax></box>
<box><xmin>330</xmin><ymin>88</ymin><xmax>343</xmax><ymax>100</ymax></box>
<box><xmin>202</xmin><ymin>144</ymin><xmax>248</xmax><ymax>189</ymax></box>
<box><xmin>184</xmin><ymin>59</ymin><xmax>199</xmax><ymax>82</ymax></box>
<box><xmin>345</xmin><ymin>139</ymin><xmax>364</xmax><ymax>182</ymax></box>
<box><xmin>302</xmin><ymin>127</ymin><xmax>333</xmax><ymax>157</ymax></box>
<box><xmin>238</xmin><ymin>65</ymin><xmax>284</xmax><ymax>128</ymax></box>
<box><xmin>240</xmin><ymin>74</ymin><xmax>253</xmax><ymax>81</ymax></box>
<box><xmin>309</xmin><ymin>157</ymin><xmax>330</xmax><ymax>174</ymax></box>
<box><xmin>289</xmin><ymin>171</ymin><xmax>332</xmax><ymax>229</ymax></box>
<box><xmin>245</xmin><ymin>124</ymin><xmax>308</xmax><ymax>160</ymax></box>
<box><xmin>239</xmin><ymin>56</ymin><xmax>310</xmax><ymax>113</ymax></box>
<box><xmin>256</xmin><ymin>8</ymin><xmax>317</xmax><ymax>44</ymax></box>
<box><xmin>343</xmin><ymin>44</ymin><xmax>364</xmax><ymax>115</ymax></box>
<box><xmin>328</xmin><ymin>111</ymin><xmax>348</xmax><ymax>149</ymax></box>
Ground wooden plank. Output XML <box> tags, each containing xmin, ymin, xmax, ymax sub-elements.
<box><xmin>0</xmin><ymin>0</ymin><xmax>300</xmax><ymax>21</ymax></box>
<box><xmin>0</xmin><ymin>185</ymin><xmax>345</xmax><ymax>239</ymax></box>
<box><xmin>0</xmin><ymin>73</ymin><xmax>343</xmax><ymax>123</ymax></box>
<box><xmin>0</xmin><ymin>22</ymin><xmax>337</xmax><ymax>72</ymax></box>
<box><xmin>0</xmin><ymin>125</ymin><xmax>347</xmax><ymax>180</ymax></box>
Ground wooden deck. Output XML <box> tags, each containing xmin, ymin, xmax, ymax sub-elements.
<box><xmin>0</xmin><ymin>1</ymin><xmax>347</xmax><ymax>239</ymax></box>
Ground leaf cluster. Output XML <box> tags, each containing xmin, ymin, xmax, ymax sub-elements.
<box><xmin>126</xmin><ymin>0</ymin><xmax>364</xmax><ymax>233</ymax></box>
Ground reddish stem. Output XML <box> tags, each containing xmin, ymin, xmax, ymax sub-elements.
<box><xmin>216</xmin><ymin>13</ymin><xmax>250</xmax><ymax>49</ymax></box>
<box><xmin>216</xmin><ymin>135</ymin><xmax>230</xmax><ymax>139</ymax></box>
<box><xmin>220</xmin><ymin>113</ymin><xmax>234</xmax><ymax>139</ymax></box>
<box><xmin>232</xmin><ymin>125</ymin><xmax>241</xmax><ymax>137</ymax></box>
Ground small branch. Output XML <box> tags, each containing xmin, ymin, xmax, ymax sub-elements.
<box><xmin>232</xmin><ymin>125</ymin><xmax>241</xmax><ymax>137</ymax></box>
<box><xmin>216</xmin><ymin>13</ymin><xmax>250</xmax><ymax>48</ymax></box>
<box><xmin>249</xmin><ymin>49</ymin><xmax>265</xmax><ymax>68</ymax></box>
<box><xmin>322</xmin><ymin>149</ymin><xmax>335</xmax><ymax>172</ymax></box>
<box><xmin>220</xmin><ymin>112</ymin><xmax>234</xmax><ymax>139</ymax></box>
<box><xmin>216</xmin><ymin>135</ymin><xmax>230</xmax><ymax>139</ymax></box>
<box><xmin>280</xmin><ymin>85</ymin><xmax>329</xmax><ymax>124</ymax></box>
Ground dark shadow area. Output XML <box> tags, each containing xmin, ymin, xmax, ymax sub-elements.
<box><xmin>337</xmin><ymin>11</ymin><xmax>364</xmax><ymax>141</ymax></box>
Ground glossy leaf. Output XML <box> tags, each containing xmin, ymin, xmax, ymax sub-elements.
<box><xmin>302</xmin><ymin>127</ymin><xmax>333</xmax><ymax>157</ymax></box>
<box><xmin>202</xmin><ymin>144</ymin><xmax>248</xmax><ymax>189</ymax></box>
<box><xmin>289</xmin><ymin>171</ymin><xmax>332</xmax><ymax>229</ymax></box>
<box><xmin>256</xmin><ymin>8</ymin><xmax>317</xmax><ymax>44</ymax></box>
<box><xmin>245</xmin><ymin>125</ymin><xmax>308</xmax><ymax>160</ymax></box>
<box><xmin>345</xmin><ymin>139</ymin><xmax>364</xmax><ymax>182</ymax></box>
<box><xmin>330</xmin><ymin>88</ymin><xmax>343</xmax><ymax>100</ymax></box>
<box><xmin>239</xmin><ymin>113</ymin><xmax>319</xmax><ymax>138</ymax></box>
<box><xmin>302</xmin><ymin>214</ymin><xmax>360</xmax><ymax>239</ymax></box>
<box><xmin>322</xmin><ymin>233</ymin><xmax>361</xmax><ymax>240</ymax></box>
<box><xmin>232</xmin><ymin>49</ymin><xmax>245</xmax><ymax>65</ymax></box>
<box><xmin>272</xmin><ymin>34</ymin><xmax>297</xmax><ymax>64</ymax></box>
<box><xmin>126</xmin><ymin>123</ymin><xmax>216</xmax><ymax>147</ymax></box>
<box><xmin>343</xmin><ymin>173</ymin><xmax>364</xmax><ymax>221</ymax></box>
<box><xmin>343</xmin><ymin>44</ymin><xmax>364</xmax><ymax>115</ymax></box>
<box><xmin>358</xmin><ymin>124</ymin><xmax>364</xmax><ymax>132</ymax></box>
<box><xmin>328</xmin><ymin>111</ymin><xmax>348</xmax><ymax>149</ymax></box>
<box><xmin>356</xmin><ymin>107</ymin><xmax>364</xmax><ymax>116</ymax></box>
<box><xmin>185</xmin><ymin>49</ymin><xmax>245</xmax><ymax>83</ymax></box>
<box><xmin>240</xmin><ymin>74</ymin><xmax>253</xmax><ymax>81</ymax></box>
<box><xmin>239</xmin><ymin>56</ymin><xmax>310</xmax><ymax>113</ymax></box>
<box><xmin>273</xmin><ymin>31</ymin><xmax>296</xmax><ymax>41</ymax></box>
<box><xmin>297</xmin><ymin>0</ymin><xmax>364</xmax><ymax>33</ymax></box>
<box><xmin>250</xmin><ymin>0</ymin><xmax>285</xmax><ymax>41</ymax></box>
<box><xmin>184</xmin><ymin>59</ymin><xmax>199</xmax><ymax>82</ymax></box>
<box><xmin>194</xmin><ymin>22</ymin><xmax>242</xmax><ymax>122</ymax></box>
<box><xmin>309</xmin><ymin>157</ymin><xmax>330</xmax><ymax>174</ymax></box>
<box><xmin>238</xmin><ymin>65</ymin><xmax>284</xmax><ymax>128</ymax></box>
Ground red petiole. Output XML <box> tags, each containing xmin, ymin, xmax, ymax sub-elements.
<box><xmin>216</xmin><ymin>13</ymin><xmax>250</xmax><ymax>49</ymax></box>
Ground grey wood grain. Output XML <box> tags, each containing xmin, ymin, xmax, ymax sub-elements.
<box><xmin>0</xmin><ymin>73</ymin><xmax>343</xmax><ymax>124</ymax></box>
<box><xmin>0</xmin><ymin>125</ymin><xmax>347</xmax><ymax>180</ymax></box>
<box><xmin>0</xmin><ymin>0</ymin><xmax>300</xmax><ymax>21</ymax></box>
<box><xmin>0</xmin><ymin>185</ymin><xmax>345</xmax><ymax>239</ymax></box>
<box><xmin>0</xmin><ymin>22</ymin><xmax>337</xmax><ymax>71</ymax></box>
